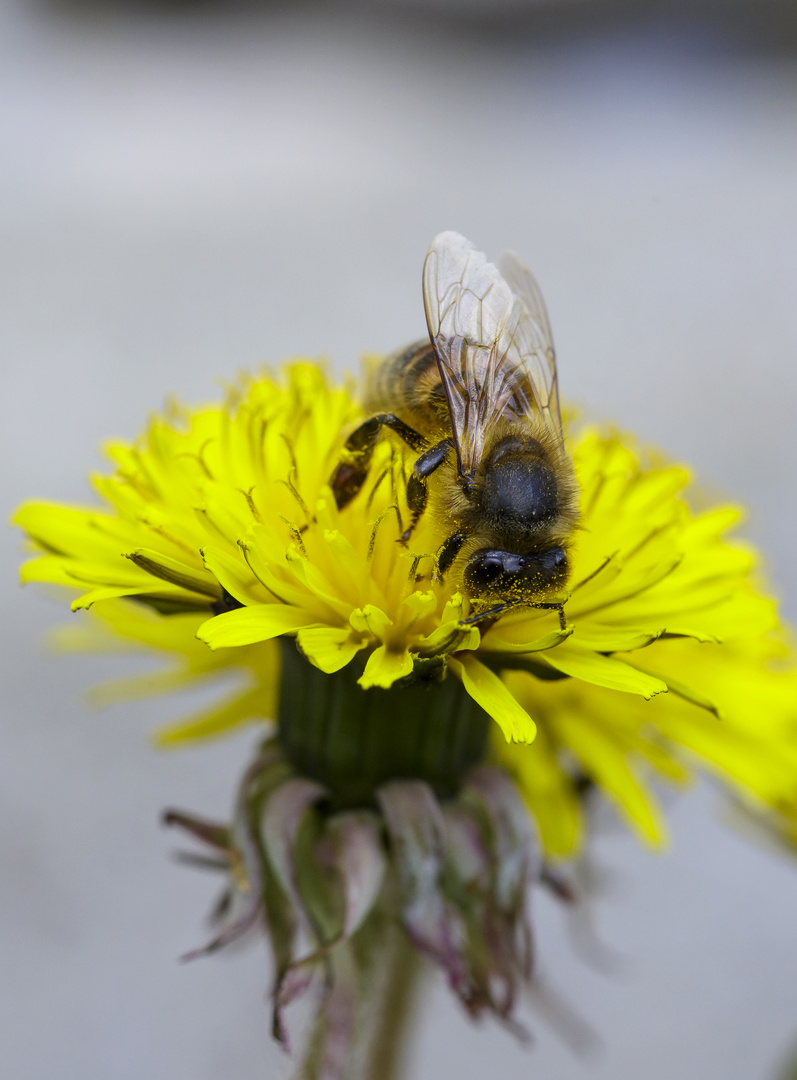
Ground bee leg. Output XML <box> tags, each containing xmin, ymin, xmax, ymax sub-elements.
<box><xmin>436</xmin><ymin>531</ymin><xmax>466</xmax><ymax>580</ymax></box>
<box><xmin>401</xmin><ymin>438</ymin><xmax>454</xmax><ymax>542</ymax></box>
<box><xmin>531</xmin><ymin>601</ymin><xmax>568</xmax><ymax>632</ymax></box>
<box><xmin>330</xmin><ymin>414</ymin><xmax>427</xmax><ymax>510</ymax></box>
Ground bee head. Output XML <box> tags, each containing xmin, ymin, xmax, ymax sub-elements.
<box><xmin>463</xmin><ymin>546</ymin><xmax>568</xmax><ymax>602</ymax></box>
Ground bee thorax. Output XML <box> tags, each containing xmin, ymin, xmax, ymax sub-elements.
<box><xmin>478</xmin><ymin>455</ymin><xmax>559</xmax><ymax>528</ymax></box>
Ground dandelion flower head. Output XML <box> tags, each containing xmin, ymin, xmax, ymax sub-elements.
<box><xmin>14</xmin><ymin>360</ymin><xmax>797</xmax><ymax>856</ymax></box>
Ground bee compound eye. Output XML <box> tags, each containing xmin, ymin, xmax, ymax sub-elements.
<box><xmin>479</xmin><ymin>556</ymin><xmax>504</xmax><ymax>581</ymax></box>
<box><xmin>534</xmin><ymin>546</ymin><xmax>567</xmax><ymax>579</ymax></box>
<box><xmin>465</xmin><ymin>548</ymin><xmax>569</xmax><ymax>599</ymax></box>
<box><xmin>464</xmin><ymin>550</ymin><xmax>505</xmax><ymax>588</ymax></box>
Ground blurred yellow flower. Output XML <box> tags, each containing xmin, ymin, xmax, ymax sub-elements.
<box><xmin>14</xmin><ymin>363</ymin><xmax>797</xmax><ymax>856</ymax></box>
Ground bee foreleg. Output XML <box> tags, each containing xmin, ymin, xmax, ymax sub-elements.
<box><xmin>436</xmin><ymin>531</ymin><xmax>466</xmax><ymax>579</ymax></box>
<box><xmin>330</xmin><ymin>413</ymin><xmax>427</xmax><ymax>510</ymax></box>
<box><xmin>401</xmin><ymin>438</ymin><xmax>454</xmax><ymax>542</ymax></box>
<box><xmin>532</xmin><ymin>601</ymin><xmax>568</xmax><ymax>632</ymax></box>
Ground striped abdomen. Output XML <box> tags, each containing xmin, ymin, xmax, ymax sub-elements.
<box><xmin>365</xmin><ymin>340</ymin><xmax>450</xmax><ymax>438</ymax></box>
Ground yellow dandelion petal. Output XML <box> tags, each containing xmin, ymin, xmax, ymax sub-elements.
<box><xmin>557</xmin><ymin>714</ymin><xmax>668</xmax><ymax>848</ymax></box>
<box><xmin>492</xmin><ymin>701</ymin><xmax>582</xmax><ymax>858</ymax></box>
<box><xmin>349</xmin><ymin>605</ymin><xmax>392</xmax><ymax>639</ymax></box>
<box><xmin>125</xmin><ymin>548</ymin><xmax>221</xmax><ymax>599</ymax></box>
<box><xmin>238</xmin><ymin>532</ymin><xmax>316</xmax><ymax>609</ymax></box>
<box><xmin>358</xmin><ymin>645</ymin><xmax>413</xmax><ymax>689</ymax></box>
<box><xmin>72</xmin><ymin>583</ymin><xmax>206</xmax><ymax>612</ymax></box>
<box><xmin>400</xmin><ymin>589</ymin><xmax>439</xmax><ymax>622</ymax></box>
<box><xmin>286</xmin><ymin>549</ymin><xmax>357</xmax><ymax>619</ymax></box>
<box><xmin>20</xmin><ymin>555</ymin><xmax>104</xmax><ymax>589</ymax></box>
<box><xmin>568</xmin><ymin>624</ymin><xmax>663</xmax><ymax>651</ymax></box>
<box><xmin>154</xmin><ymin>685</ymin><xmax>275</xmax><ymax>747</ymax></box>
<box><xmin>479</xmin><ymin>624</ymin><xmax>573</xmax><ymax>654</ymax></box>
<box><xmin>322</xmin><ymin>530</ymin><xmax>370</xmax><ymax>597</ymax></box>
<box><xmin>199</xmin><ymin>605</ymin><xmax>321</xmax><ymax>649</ymax></box>
<box><xmin>297</xmin><ymin>627</ymin><xmax>367</xmax><ymax>673</ymax></box>
<box><xmin>415</xmin><ymin>619</ymin><xmax>480</xmax><ymax>656</ymax></box>
<box><xmin>201</xmin><ymin>544</ymin><xmax>267</xmax><ymax>606</ymax></box>
<box><xmin>539</xmin><ymin>642</ymin><xmax>668</xmax><ymax>699</ymax></box>
<box><xmin>13</xmin><ymin>501</ymin><xmax>129</xmax><ymax>558</ymax></box>
<box><xmin>449</xmin><ymin>654</ymin><xmax>536</xmax><ymax>744</ymax></box>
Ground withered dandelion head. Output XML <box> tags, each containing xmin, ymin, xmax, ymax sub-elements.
<box><xmin>14</xmin><ymin>233</ymin><xmax>797</xmax><ymax>1078</ymax></box>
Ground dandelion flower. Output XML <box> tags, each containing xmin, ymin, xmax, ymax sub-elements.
<box><xmin>15</xmin><ymin>365</ymin><xmax>796</xmax><ymax>834</ymax></box>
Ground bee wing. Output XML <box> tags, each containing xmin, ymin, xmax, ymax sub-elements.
<box><xmin>423</xmin><ymin>232</ymin><xmax>563</xmax><ymax>478</ymax></box>
<box><xmin>496</xmin><ymin>249</ymin><xmax>562</xmax><ymax>434</ymax></box>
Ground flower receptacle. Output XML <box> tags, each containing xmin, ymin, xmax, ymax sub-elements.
<box><xmin>278</xmin><ymin>639</ymin><xmax>491</xmax><ymax>811</ymax></box>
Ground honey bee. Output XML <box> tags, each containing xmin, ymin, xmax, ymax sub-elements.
<box><xmin>331</xmin><ymin>231</ymin><xmax>579</xmax><ymax>621</ymax></box>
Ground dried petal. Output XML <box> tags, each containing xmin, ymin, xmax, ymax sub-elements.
<box><xmin>318</xmin><ymin>811</ymin><xmax>387</xmax><ymax>940</ymax></box>
<box><xmin>376</xmin><ymin>780</ymin><xmax>467</xmax><ymax>995</ymax></box>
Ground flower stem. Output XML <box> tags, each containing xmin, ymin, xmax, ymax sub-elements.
<box><xmin>292</xmin><ymin>920</ymin><xmax>423</xmax><ymax>1080</ymax></box>
<box><xmin>362</xmin><ymin>927</ymin><xmax>423</xmax><ymax>1080</ymax></box>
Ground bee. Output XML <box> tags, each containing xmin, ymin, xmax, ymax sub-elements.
<box><xmin>331</xmin><ymin>231</ymin><xmax>579</xmax><ymax>621</ymax></box>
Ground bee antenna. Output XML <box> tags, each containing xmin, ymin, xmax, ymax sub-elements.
<box><xmin>459</xmin><ymin>600</ymin><xmax>568</xmax><ymax>631</ymax></box>
<box><xmin>459</xmin><ymin>601</ymin><xmax>520</xmax><ymax>627</ymax></box>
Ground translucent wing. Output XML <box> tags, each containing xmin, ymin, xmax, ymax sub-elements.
<box><xmin>423</xmin><ymin>232</ymin><xmax>563</xmax><ymax>479</ymax></box>
<box><xmin>496</xmin><ymin>249</ymin><xmax>562</xmax><ymax>432</ymax></box>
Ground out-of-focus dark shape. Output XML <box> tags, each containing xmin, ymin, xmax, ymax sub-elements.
<box><xmin>32</xmin><ymin>0</ymin><xmax>797</xmax><ymax>56</ymax></box>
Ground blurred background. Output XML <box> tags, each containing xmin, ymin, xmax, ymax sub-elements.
<box><xmin>2</xmin><ymin>0</ymin><xmax>797</xmax><ymax>1077</ymax></box>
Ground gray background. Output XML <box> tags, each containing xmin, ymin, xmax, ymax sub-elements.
<box><xmin>2</xmin><ymin>1</ymin><xmax>797</xmax><ymax>1077</ymax></box>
